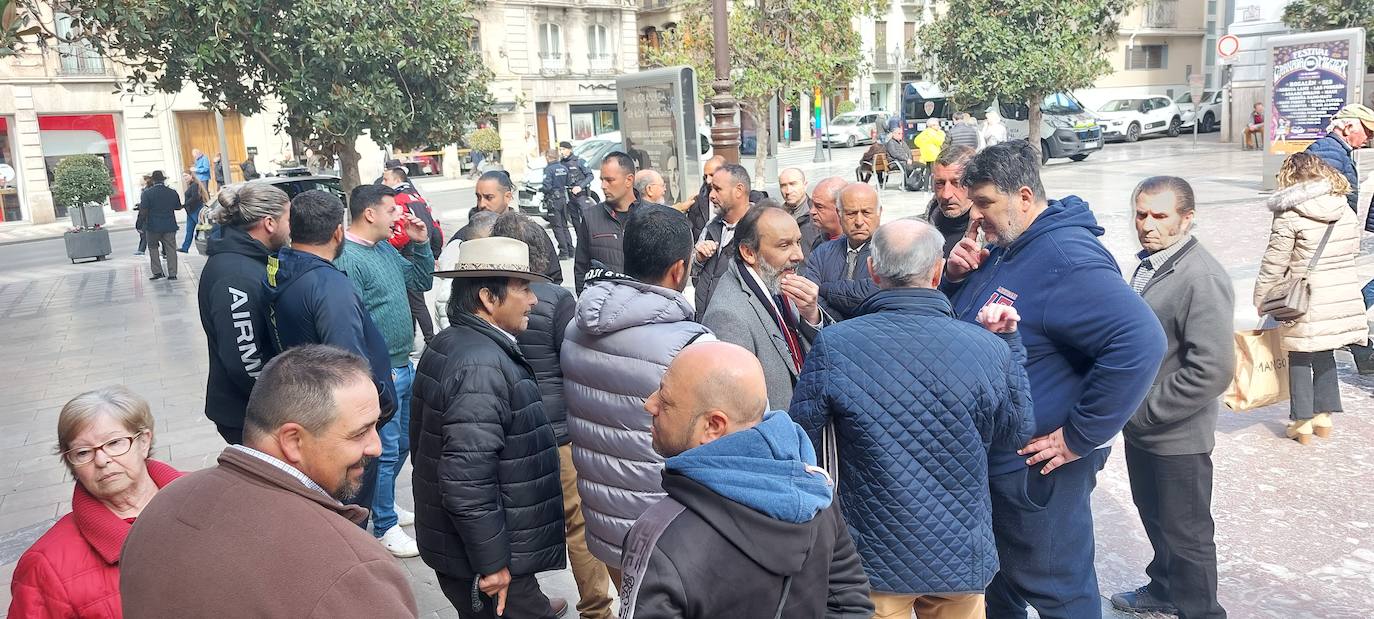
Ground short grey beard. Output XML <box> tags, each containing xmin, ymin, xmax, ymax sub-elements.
<box><xmin>757</xmin><ymin>258</ymin><xmax>798</xmax><ymax>296</ymax></box>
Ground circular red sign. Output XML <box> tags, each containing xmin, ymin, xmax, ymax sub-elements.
<box><xmin>1217</xmin><ymin>35</ymin><xmax>1241</xmax><ymax>59</ymax></box>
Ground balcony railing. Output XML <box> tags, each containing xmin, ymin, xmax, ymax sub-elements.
<box><xmin>57</xmin><ymin>44</ymin><xmax>109</xmax><ymax>76</ymax></box>
<box><xmin>874</xmin><ymin>49</ymin><xmax>895</xmax><ymax>71</ymax></box>
<box><xmin>540</xmin><ymin>53</ymin><xmax>566</xmax><ymax>74</ymax></box>
<box><xmin>588</xmin><ymin>54</ymin><xmax>614</xmax><ymax>74</ymax></box>
<box><xmin>1143</xmin><ymin>0</ymin><xmax>1177</xmax><ymax>28</ymax></box>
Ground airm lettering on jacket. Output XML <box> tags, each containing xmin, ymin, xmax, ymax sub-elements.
<box><xmin>229</xmin><ymin>287</ymin><xmax>263</xmax><ymax>378</ymax></box>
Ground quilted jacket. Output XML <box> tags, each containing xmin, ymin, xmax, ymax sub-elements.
<box><xmin>789</xmin><ymin>288</ymin><xmax>1035</xmax><ymax>594</ymax></box>
<box><xmin>410</xmin><ymin>311</ymin><xmax>565</xmax><ymax>579</ymax></box>
<box><xmin>1253</xmin><ymin>180</ymin><xmax>1366</xmax><ymax>352</ymax></box>
<box><xmin>561</xmin><ymin>272</ymin><xmax>713</xmax><ymax>568</ymax></box>
<box><xmin>516</xmin><ymin>281</ymin><xmax>576</xmax><ymax>445</ymax></box>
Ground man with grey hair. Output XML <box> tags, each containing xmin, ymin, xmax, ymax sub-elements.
<box><xmin>799</xmin><ymin>182</ymin><xmax>882</xmax><ymax>319</ymax></box>
<box><xmin>121</xmin><ymin>345</ymin><xmax>418</xmax><ymax>617</ymax></box>
<box><xmin>634</xmin><ymin>168</ymin><xmax>668</xmax><ymax>206</ymax></box>
<box><xmin>791</xmin><ymin>218</ymin><xmax>1033</xmax><ymax>618</ymax></box>
<box><xmin>809</xmin><ymin>177</ymin><xmax>847</xmax><ymax>253</ymax></box>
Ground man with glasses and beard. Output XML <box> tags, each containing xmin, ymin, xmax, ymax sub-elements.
<box><xmin>701</xmin><ymin>201</ymin><xmax>830</xmax><ymax>408</ymax></box>
<box><xmin>120</xmin><ymin>345</ymin><xmax>418</xmax><ymax>617</ymax></box>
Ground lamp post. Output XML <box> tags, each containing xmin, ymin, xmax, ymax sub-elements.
<box><xmin>709</xmin><ymin>0</ymin><xmax>740</xmax><ymax>164</ymax></box>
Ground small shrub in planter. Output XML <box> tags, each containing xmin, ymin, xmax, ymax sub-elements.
<box><xmin>53</xmin><ymin>155</ymin><xmax>113</xmax><ymax>228</ymax></box>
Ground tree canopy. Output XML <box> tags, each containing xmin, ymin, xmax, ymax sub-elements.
<box><xmin>62</xmin><ymin>0</ymin><xmax>491</xmax><ymax>189</ymax></box>
<box><xmin>920</xmin><ymin>0</ymin><xmax>1134</xmax><ymax>159</ymax></box>
<box><xmin>1282</xmin><ymin>0</ymin><xmax>1374</xmax><ymax>70</ymax></box>
<box><xmin>645</xmin><ymin>0</ymin><xmax>876</xmax><ymax>178</ymax></box>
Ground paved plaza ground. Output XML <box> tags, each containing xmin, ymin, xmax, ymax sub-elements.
<box><xmin>0</xmin><ymin>134</ymin><xmax>1370</xmax><ymax>617</ymax></box>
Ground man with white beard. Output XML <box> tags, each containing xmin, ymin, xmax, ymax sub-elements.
<box><xmin>701</xmin><ymin>201</ymin><xmax>832</xmax><ymax>407</ymax></box>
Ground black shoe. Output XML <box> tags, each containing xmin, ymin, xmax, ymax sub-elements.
<box><xmin>148</xmin><ymin>274</ymin><xmax>164</xmax><ymax>281</ymax></box>
<box><xmin>1349</xmin><ymin>343</ymin><xmax>1374</xmax><ymax>375</ymax></box>
<box><xmin>167</xmin><ymin>275</ymin><xmax>178</xmax><ymax>281</ymax></box>
<box><xmin>1110</xmin><ymin>586</ymin><xmax>1178</xmax><ymax>615</ymax></box>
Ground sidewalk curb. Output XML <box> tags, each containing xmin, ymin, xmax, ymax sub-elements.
<box><xmin>0</xmin><ymin>224</ymin><xmax>136</xmax><ymax>247</ymax></box>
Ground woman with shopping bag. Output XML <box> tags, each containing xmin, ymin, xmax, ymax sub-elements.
<box><xmin>1253</xmin><ymin>152</ymin><xmax>1366</xmax><ymax>444</ymax></box>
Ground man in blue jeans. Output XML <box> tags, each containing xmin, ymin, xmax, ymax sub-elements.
<box><xmin>942</xmin><ymin>141</ymin><xmax>1166</xmax><ymax>618</ymax></box>
<box><xmin>335</xmin><ymin>183</ymin><xmax>435</xmax><ymax>557</ymax></box>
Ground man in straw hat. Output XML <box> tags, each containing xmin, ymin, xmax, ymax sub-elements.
<box><xmin>410</xmin><ymin>236</ymin><xmax>569</xmax><ymax>619</ymax></box>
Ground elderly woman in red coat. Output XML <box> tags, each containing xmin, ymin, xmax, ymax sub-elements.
<box><xmin>8</xmin><ymin>386</ymin><xmax>182</xmax><ymax>618</ymax></box>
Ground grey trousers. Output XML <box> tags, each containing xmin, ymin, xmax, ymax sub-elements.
<box><xmin>1287</xmin><ymin>349</ymin><xmax>1341</xmax><ymax>420</ymax></box>
<box><xmin>147</xmin><ymin>232</ymin><xmax>178</xmax><ymax>277</ymax></box>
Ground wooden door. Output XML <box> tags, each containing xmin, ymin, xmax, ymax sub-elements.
<box><xmin>536</xmin><ymin>103</ymin><xmax>551</xmax><ymax>155</ymax></box>
<box><xmin>175</xmin><ymin>111</ymin><xmax>248</xmax><ymax>185</ymax></box>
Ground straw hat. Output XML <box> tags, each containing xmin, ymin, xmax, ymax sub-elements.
<box><xmin>433</xmin><ymin>237</ymin><xmax>549</xmax><ymax>281</ymax></box>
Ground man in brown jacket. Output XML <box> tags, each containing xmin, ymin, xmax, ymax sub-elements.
<box><xmin>120</xmin><ymin>345</ymin><xmax>418</xmax><ymax>618</ymax></box>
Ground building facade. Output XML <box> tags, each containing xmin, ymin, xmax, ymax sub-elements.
<box><xmin>0</xmin><ymin>8</ymin><xmax>295</xmax><ymax>226</ymax></box>
<box><xmin>479</xmin><ymin>0</ymin><xmax>641</xmax><ymax>175</ymax></box>
<box><xmin>1076</xmin><ymin>0</ymin><xmax>1224</xmax><ymax>111</ymax></box>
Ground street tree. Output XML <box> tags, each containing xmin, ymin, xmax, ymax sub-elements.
<box><xmin>645</xmin><ymin>0</ymin><xmax>876</xmax><ymax>180</ymax></box>
<box><xmin>1282</xmin><ymin>0</ymin><xmax>1374</xmax><ymax>70</ymax></box>
<box><xmin>60</xmin><ymin>0</ymin><xmax>491</xmax><ymax>190</ymax></box>
<box><xmin>920</xmin><ymin>0</ymin><xmax>1135</xmax><ymax>163</ymax></box>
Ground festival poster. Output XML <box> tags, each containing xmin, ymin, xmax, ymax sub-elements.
<box><xmin>1269</xmin><ymin>40</ymin><xmax>1352</xmax><ymax>155</ymax></box>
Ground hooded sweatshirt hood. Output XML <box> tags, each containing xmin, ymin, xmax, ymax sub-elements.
<box><xmin>206</xmin><ymin>223</ymin><xmax>271</xmax><ymax>261</ymax></box>
<box><xmin>665</xmin><ymin>411</ymin><xmax>832</xmax><ymax>524</ymax></box>
<box><xmin>574</xmin><ymin>273</ymin><xmax>696</xmax><ymax>336</ymax></box>
<box><xmin>1268</xmin><ymin>180</ymin><xmax>1347</xmax><ymax>223</ymax></box>
<box><xmin>1004</xmin><ymin>195</ymin><xmax>1102</xmax><ymax>259</ymax></box>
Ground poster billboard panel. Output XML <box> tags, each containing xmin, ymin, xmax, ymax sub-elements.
<box><xmin>1263</xmin><ymin>28</ymin><xmax>1365</xmax><ymax>189</ymax></box>
<box><xmin>617</xmin><ymin>67</ymin><xmax>698</xmax><ymax>205</ymax></box>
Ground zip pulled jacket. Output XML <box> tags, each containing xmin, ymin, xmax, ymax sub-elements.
<box><xmin>198</xmin><ymin>226</ymin><xmax>277</xmax><ymax>434</ymax></box>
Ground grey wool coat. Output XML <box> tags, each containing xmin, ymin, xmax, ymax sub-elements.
<box><xmin>701</xmin><ymin>260</ymin><xmax>829</xmax><ymax>409</ymax></box>
<box><xmin>1125</xmin><ymin>237</ymin><xmax>1236</xmax><ymax>456</ymax></box>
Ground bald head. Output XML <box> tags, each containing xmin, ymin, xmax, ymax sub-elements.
<box><xmin>779</xmin><ymin>168</ymin><xmax>807</xmax><ymax>208</ymax></box>
<box><xmin>869</xmin><ymin>218</ymin><xmax>945</xmax><ymax>289</ymax></box>
<box><xmin>634</xmin><ymin>169</ymin><xmax>666</xmax><ymax>203</ymax></box>
<box><xmin>811</xmin><ymin>176</ymin><xmax>847</xmax><ymax>239</ymax></box>
<box><xmin>646</xmin><ymin>342</ymin><xmax>769</xmax><ymax>457</ymax></box>
<box><xmin>838</xmin><ymin>183</ymin><xmax>882</xmax><ymax>246</ymax></box>
<box><xmin>703</xmin><ymin>155</ymin><xmax>727</xmax><ymax>181</ymax></box>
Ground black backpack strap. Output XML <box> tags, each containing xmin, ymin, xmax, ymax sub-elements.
<box><xmin>618</xmin><ymin>497</ymin><xmax>687</xmax><ymax>619</ymax></box>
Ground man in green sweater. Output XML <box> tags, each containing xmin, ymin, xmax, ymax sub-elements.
<box><xmin>337</xmin><ymin>183</ymin><xmax>434</xmax><ymax>558</ymax></box>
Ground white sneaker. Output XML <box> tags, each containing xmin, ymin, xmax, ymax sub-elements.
<box><xmin>379</xmin><ymin>526</ymin><xmax>420</xmax><ymax>558</ymax></box>
<box><xmin>395</xmin><ymin>504</ymin><xmax>415</xmax><ymax>527</ymax></box>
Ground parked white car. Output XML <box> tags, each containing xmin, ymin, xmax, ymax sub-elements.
<box><xmin>823</xmin><ymin>111</ymin><xmax>881</xmax><ymax>147</ymax></box>
<box><xmin>1096</xmin><ymin>96</ymin><xmax>1183</xmax><ymax>142</ymax></box>
<box><xmin>1177</xmin><ymin>90</ymin><xmax>1225</xmax><ymax>133</ymax></box>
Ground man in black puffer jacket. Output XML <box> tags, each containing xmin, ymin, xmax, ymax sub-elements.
<box><xmin>412</xmin><ymin>235</ymin><xmax>567</xmax><ymax>619</ymax></box>
<box><xmin>492</xmin><ymin>212</ymin><xmax>614</xmax><ymax>618</ymax></box>
<box><xmin>196</xmin><ymin>183</ymin><xmax>292</xmax><ymax>444</ymax></box>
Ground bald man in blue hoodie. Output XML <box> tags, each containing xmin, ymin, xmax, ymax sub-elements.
<box><xmin>620</xmin><ymin>342</ymin><xmax>873</xmax><ymax>619</ymax></box>
<box><xmin>942</xmin><ymin>141</ymin><xmax>1167</xmax><ymax>619</ymax></box>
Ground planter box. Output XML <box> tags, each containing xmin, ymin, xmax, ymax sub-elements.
<box><xmin>69</xmin><ymin>203</ymin><xmax>106</xmax><ymax>229</ymax></box>
<box><xmin>64</xmin><ymin>228</ymin><xmax>111</xmax><ymax>263</ymax></box>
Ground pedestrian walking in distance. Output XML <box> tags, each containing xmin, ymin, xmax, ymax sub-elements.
<box><xmin>140</xmin><ymin>170</ymin><xmax>181</xmax><ymax>281</ymax></box>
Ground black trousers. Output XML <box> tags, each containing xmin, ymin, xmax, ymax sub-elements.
<box><xmin>408</xmin><ymin>289</ymin><xmax>434</xmax><ymax>344</ymax></box>
<box><xmin>438</xmin><ymin>572</ymin><xmax>557</xmax><ymax>619</ymax></box>
<box><xmin>1288</xmin><ymin>350</ymin><xmax>1342</xmax><ymax>421</ymax></box>
<box><xmin>547</xmin><ymin>201</ymin><xmax>574</xmax><ymax>257</ymax></box>
<box><xmin>1125</xmin><ymin>444</ymin><xmax>1226</xmax><ymax>619</ymax></box>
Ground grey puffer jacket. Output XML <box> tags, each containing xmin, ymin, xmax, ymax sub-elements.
<box><xmin>560</xmin><ymin>271</ymin><xmax>713</xmax><ymax>568</ymax></box>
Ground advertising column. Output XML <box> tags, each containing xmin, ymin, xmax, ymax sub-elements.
<box><xmin>617</xmin><ymin>67</ymin><xmax>698</xmax><ymax>206</ymax></box>
<box><xmin>1263</xmin><ymin>28</ymin><xmax>1366</xmax><ymax>189</ymax></box>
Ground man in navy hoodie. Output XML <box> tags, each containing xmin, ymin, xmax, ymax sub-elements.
<box><xmin>621</xmin><ymin>341</ymin><xmax>873</xmax><ymax>619</ymax></box>
<box><xmin>942</xmin><ymin>141</ymin><xmax>1166</xmax><ymax>619</ymax></box>
<box><xmin>265</xmin><ymin>189</ymin><xmax>398</xmax><ymax>517</ymax></box>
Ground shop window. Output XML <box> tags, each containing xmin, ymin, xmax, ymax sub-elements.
<box><xmin>0</xmin><ymin>118</ymin><xmax>20</xmax><ymax>222</ymax></box>
<box><xmin>38</xmin><ymin>114</ymin><xmax>127</xmax><ymax>216</ymax></box>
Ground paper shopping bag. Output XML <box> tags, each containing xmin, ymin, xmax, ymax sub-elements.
<box><xmin>1223</xmin><ymin>328</ymin><xmax>1290</xmax><ymax>412</ymax></box>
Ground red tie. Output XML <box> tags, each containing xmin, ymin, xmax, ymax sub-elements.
<box><xmin>775</xmin><ymin>295</ymin><xmax>805</xmax><ymax>372</ymax></box>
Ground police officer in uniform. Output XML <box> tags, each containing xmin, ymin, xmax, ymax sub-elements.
<box><xmin>541</xmin><ymin>148</ymin><xmax>575</xmax><ymax>259</ymax></box>
<box><xmin>559</xmin><ymin>140</ymin><xmax>594</xmax><ymax>232</ymax></box>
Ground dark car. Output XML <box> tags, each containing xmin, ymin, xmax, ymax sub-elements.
<box><xmin>194</xmin><ymin>171</ymin><xmax>346</xmax><ymax>253</ymax></box>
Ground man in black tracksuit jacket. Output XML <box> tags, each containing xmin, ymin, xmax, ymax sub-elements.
<box><xmin>197</xmin><ymin>199</ymin><xmax>290</xmax><ymax>445</ymax></box>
